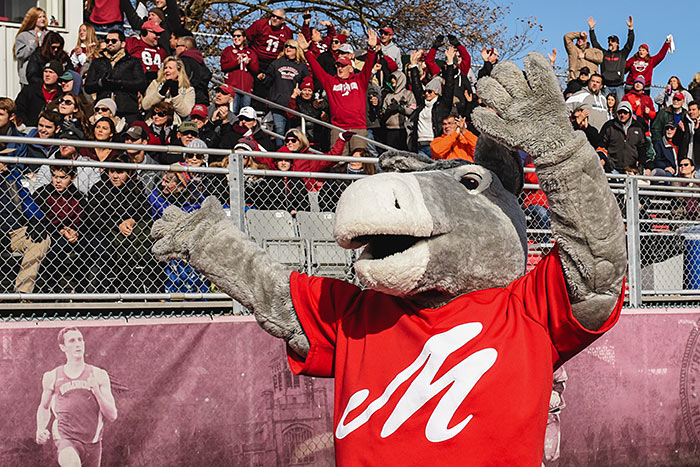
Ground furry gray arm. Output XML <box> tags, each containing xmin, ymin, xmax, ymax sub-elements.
<box><xmin>472</xmin><ymin>53</ymin><xmax>627</xmax><ymax>330</ymax></box>
<box><xmin>151</xmin><ymin>197</ymin><xmax>310</xmax><ymax>356</ymax></box>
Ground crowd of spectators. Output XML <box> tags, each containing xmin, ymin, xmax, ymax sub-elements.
<box><xmin>2</xmin><ymin>4</ymin><xmax>700</xmax><ymax>296</ymax></box>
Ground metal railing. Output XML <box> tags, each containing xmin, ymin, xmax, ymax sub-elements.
<box><xmin>2</xmin><ymin>135</ymin><xmax>700</xmax><ymax>312</ymax></box>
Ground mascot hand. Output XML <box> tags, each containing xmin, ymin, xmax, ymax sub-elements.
<box><xmin>151</xmin><ymin>196</ymin><xmax>227</xmax><ymax>262</ymax></box>
<box><xmin>472</xmin><ymin>52</ymin><xmax>573</xmax><ymax>158</ymax></box>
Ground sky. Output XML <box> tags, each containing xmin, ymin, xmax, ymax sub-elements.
<box><xmin>507</xmin><ymin>0</ymin><xmax>698</xmax><ymax>90</ymax></box>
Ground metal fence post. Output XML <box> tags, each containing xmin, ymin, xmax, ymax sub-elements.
<box><xmin>625</xmin><ymin>176</ymin><xmax>642</xmax><ymax>307</ymax></box>
<box><xmin>228</xmin><ymin>151</ymin><xmax>246</xmax><ymax>233</ymax></box>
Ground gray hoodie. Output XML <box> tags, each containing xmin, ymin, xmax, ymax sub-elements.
<box><xmin>382</xmin><ymin>71</ymin><xmax>416</xmax><ymax>130</ymax></box>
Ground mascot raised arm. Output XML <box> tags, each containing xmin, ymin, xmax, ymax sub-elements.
<box><xmin>151</xmin><ymin>53</ymin><xmax>626</xmax><ymax>465</ymax></box>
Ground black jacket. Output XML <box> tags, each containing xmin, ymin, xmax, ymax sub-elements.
<box><xmin>25</xmin><ymin>49</ymin><xmax>72</xmax><ymax>86</ymax></box>
<box><xmin>15</xmin><ymin>83</ymin><xmax>61</xmax><ymax>127</ymax></box>
<box><xmin>407</xmin><ymin>64</ymin><xmax>456</xmax><ymax>152</ymax></box>
<box><xmin>600</xmin><ymin>117</ymin><xmax>651</xmax><ymax>171</ymax></box>
<box><xmin>180</xmin><ymin>50</ymin><xmax>212</xmax><ymax>106</ymax></box>
<box><xmin>590</xmin><ymin>28</ymin><xmax>634</xmax><ymax>87</ymax></box>
<box><xmin>84</xmin><ymin>51</ymin><xmax>147</xmax><ymax>117</ymax></box>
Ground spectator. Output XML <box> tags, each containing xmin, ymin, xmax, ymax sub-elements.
<box><xmin>147</xmin><ymin>168</ymin><xmax>207</xmax><ymax>293</ymax></box>
<box><xmin>246</xmin><ymin>9</ymin><xmax>293</xmax><ymax>100</ymax></box>
<box><xmin>15</xmin><ymin>61</ymin><xmax>62</xmax><ymax>128</ymax></box>
<box><xmin>120</xmin><ymin>0</ymin><xmax>174</xmax><ymax>53</ymax></box>
<box><xmin>189</xmin><ymin>104</ymin><xmax>224</xmax><ymax>156</ymax></box>
<box><xmin>208</xmin><ymin>85</ymin><xmax>236</xmax><ymax>125</ymax></box>
<box><xmin>430</xmin><ymin>114</ymin><xmax>478</xmax><ymax>161</ymax></box>
<box><xmin>654</xmin><ymin>76</ymin><xmax>693</xmax><ymax>110</ymax></box>
<box><xmin>221</xmin><ymin>106</ymin><xmax>275</xmax><ymax>151</ymax></box>
<box><xmin>652</xmin><ymin>92</ymin><xmax>687</xmax><ymax>144</ymax></box>
<box><xmin>298</xmin><ymin>30</ymin><xmax>378</xmax><ymax>156</ymax></box>
<box><xmin>677</xmin><ymin>101</ymin><xmax>700</xmax><ymax>164</ymax></box>
<box><xmin>35</xmin><ymin>128</ymin><xmax>101</xmax><ymax>194</ymax></box>
<box><xmin>85</xmin><ymin>152</ymin><xmax>153</xmax><ymax>293</ymax></box>
<box><xmin>563</xmin><ymin>67</ymin><xmax>590</xmax><ymax>99</ymax></box>
<box><xmin>477</xmin><ymin>46</ymin><xmax>500</xmax><ymax>79</ymax></box>
<box><xmin>565</xmin><ymin>73</ymin><xmax>608</xmax><ymax>131</ymax></box>
<box><xmin>588</xmin><ymin>15</ymin><xmax>635</xmax><ymax>102</ymax></box>
<box><xmin>58</xmin><ymin>70</ymin><xmax>85</xmax><ymax>98</ymax></box>
<box><xmin>91</xmin><ymin>98</ymin><xmax>126</xmax><ymax>134</ymax></box>
<box><xmin>174</xmin><ymin>36</ymin><xmax>211</xmax><ymax>106</ymax></box>
<box><xmin>689</xmin><ymin>74</ymin><xmax>700</xmax><ymax>104</ymax></box>
<box><xmin>55</xmin><ymin>93</ymin><xmax>92</xmax><ymax>137</ymax></box>
<box><xmin>622</xmin><ymin>76</ymin><xmax>656</xmax><ymax>126</ymax></box>
<box><xmin>606</xmin><ymin>92</ymin><xmax>619</xmax><ymax>120</ymax></box>
<box><xmin>378</xmin><ymin>27</ymin><xmax>401</xmax><ymax>67</ymax></box>
<box><xmin>0</xmin><ymin>98</ymin><xmax>26</xmax><ymax>158</ymax></box>
<box><xmin>146</xmin><ymin>101</ymin><xmax>176</xmax><ymax>147</ymax></box>
<box><xmin>86</xmin><ymin>0</ymin><xmax>124</xmax><ymax>33</ymax></box>
<box><xmin>125</xmin><ymin>20</ymin><xmax>168</xmax><ymax>83</ymax></box>
<box><xmin>175</xmin><ymin>121</ymin><xmax>199</xmax><ymax>147</ymax></box>
<box><xmin>287</xmin><ymin>76</ymin><xmax>329</xmax><ymax>151</ymax></box>
<box><xmin>84</xmin><ymin>28</ymin><xmax>147</xmax><ymax>125</ymax></box>
<box><xmin>563</xmin><ymin>30</ymin><xmax>603</xmax><ymax>82</ymax></box>
<box><xmin>16</xmin><ymin>111</ymin><xmax>61</xmax><ymax>170</ymax></box>
<box><xmin>32</xmin><ymin>165</ymin><xmax>88</xmax><ymax>293</ymax></box>
<box><xmin>380</xmin><ymin>70</ymin><xmax>416</xmax><ymax>150</ymax></box>
<box><xmin>570</xmin><ymin>105</ymin><xmax>602</xmax><ymax>148</ymax></box>
<box><xmin>407</xmin><ymin>49</ymin><xmax>456</xmax><ymax>155</ymax></box>
<box><xmin>624</xmin><ymin>39</ymin><xmax>671</xmax><ymax>93</ymax></box>
<box><xmin>2</xmin><ymin>158</ymin><xmax>50</xmax><ymax>295</ymax></box>
<box><xmin>318</xmin><ymin>147</ymin><xmax>376</xmax><ymax>212</ymax></box>
<box><xmin>81</xmin><ymin>117</ymin><xmax>119</xmax><ymax>163</ymax></box>
<box><xmin>366</xmin><ymin>82</ymin><xmax>383</xmax><ymax>156</ymax></box>
<box><xmin>317</xmin><ymin>33</ymin><xmax>345</xmax><ymax>76</ymax></box>
<box><xmin>142</xmin><ymin>56</ymin><xmax>195</xmax><ymax>121</ymax></box>
<box><xmin>670</xmin><ymin>158</ymin><xmax>700</xmax><ymax>219</ymax></box>
<box><xmin>259</xmin><ymin>39</ymin><xmax>310</xmax><ymax>146</ymax></box>
<box><xmin>600</xmin><ymin>101</ymin><xmax>651</xmax><ymax>173</ymax></box>
<box><xmin>651</xmin><ymin>122</ymin><xmax>680</xmax><ymax>177</ymax></box>
<box><xmin>13</xmin><ymin>7</ymin><xmax>48</xmax><ymax>87</ymax></box>
<box><xmin>69</xmin><ymin>23</ymin><xmax>99</xmax><ymax>75</ymax></box>
<box><xmin>25</xmin><ymin>31</ymin><xmax>71</xmax><ymax>87</ymax></box>
<box><xmin>300</xmin><ymin>10</ymin><xmax>336</xmax><ymax>58</ymax></box>
<box><xmin>220</xmin><ymin>29</ymin><xmax>259</xmax><ymax>113</ymax></box>
<box><xmin>122</xmin><ymin>123</ymin><xmax>159</xmax><ymax>193</ymax></box>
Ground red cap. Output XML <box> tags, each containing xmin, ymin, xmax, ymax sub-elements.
<box><xmin>380</xmin><ymin>27</ymin><xmax>394</xmax><ymax>35</ymax></box>
<box><xmin>141</xmin><ymin>20</ymin><xmax>164</xmax><ymax>33</ymax></box>
<box><xmin>190</xmin><ymin>104</ymin><xmax>208</xmax><ymax>118</ymax></box>
<box><xmin>216</xmin><ymin>84</ymin><xmax>235</xmax><ymax>96</ymax></box>
<box><xmin>639</xmin><ymin>43</ymin><xmax>649</xmax><ymax>51</ymax></box>
<box><xmin>335</xmin><ymin>56</ymin><xmax>353</xmax><ymax>67</ymax></box>
<box><xmin>300</xmin><ymin>76</ymin><xmax>313</xmax><ymax>90</ymax></box>
<box><xmin>673</xmin><ymin>92</ymin><xmax>685</xmax><ymax>101</ymax></box>
<box><xmin>334</xmin><ymin>34</ymin><xmax>347</xmax><ymax>44</ymax></box>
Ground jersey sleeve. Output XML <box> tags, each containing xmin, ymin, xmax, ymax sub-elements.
<box><xmin>511</xmin><ymin>244</ymin><xmax>624</xmax><ymax>367</ymax></box>
<box><xmin>287</xmin><ymin>272</ymin><xmax>363</xmax><ymax>377</ymax></box>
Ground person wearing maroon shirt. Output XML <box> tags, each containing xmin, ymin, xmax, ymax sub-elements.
<box><xmin>125</xmin><ymin>20</ymin><xmax>167</xmax><ymax>83</ymax></box>
<box><xmin>245</xmin><ymin>9</ymin><xmax>292</xmax><ymax>100</ymax></box>
<box><xmin>298</xmin><ymin>30</ymin><xmax>378</xmax><ymax>156</ymax></box>
<box><xmin>624</xmin><ymin>38</ymin><xmax>671</xmax><ymax>94</ymax></box>
<box><xmin>220</xmin><ymin>28</ymin><xmax>259</xmax><ymax>114</ymax></box>
<box><xmin>88</xmin><ymin>0</ymin><xmax>123</xmax><ymax>33</ymax></box>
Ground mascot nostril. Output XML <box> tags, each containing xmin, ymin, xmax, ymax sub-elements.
<box><xmin>151</xmin><ymin>52</ymin><xmax>627</xmax><ymax>465</ymax></box>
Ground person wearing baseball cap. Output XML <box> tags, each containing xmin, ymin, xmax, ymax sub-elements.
<box><xmin>124</xmin><ymin>20</ymin><xmax>167</xmax><ymax>82</ymax></box>
<box><xmin>650</xmin><ymin>121</ymin><xmax>680</xmax><ymax>177</ymax></box>
<box><xmin>624</xmin><ymin>36</ymin><xmax>671</xmax><ymax>92</ymax></box>
<box><xmin>587</xmin><ymin>15</ymin><xmax>635</xmax><ymax>101</ymax></box>
<box><xmin>379</xmin><ymin>26</ymin><xmax>401</xmax><ymax>69</ymax></box>
<box><xmin>651</xmin><ymin>90</ymin><xmax>689</xmax><ymax>144</ymax></box>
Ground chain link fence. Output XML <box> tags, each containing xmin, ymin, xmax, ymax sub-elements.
<box><xmin>2</xmin><ymin>140</ymin><xmax>700</xmax><ymax>312</ymax></box>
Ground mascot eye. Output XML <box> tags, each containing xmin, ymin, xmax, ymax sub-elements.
<box><xmin>460</xmin><ymin>174</ymin><xmax>482</xmax><ymax>191</ymax></box>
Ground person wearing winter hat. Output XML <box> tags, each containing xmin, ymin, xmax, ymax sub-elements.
<box><xmin>622</xmin><ymin>75</ymin><xmax>656</xmax><ymax>125</ymax></box>
<box><xmin>600</xmin><ymin>100</ymin><xmax>651</xmax><ymax>173</ymax></box>
<box><xmin>624</xmin><ymin>38</ymin><xmax>671</xmax><ymax>93</ymax></box>
<box><xmin>92</xmin><ymin>97</ymin><xmax>126</xmax><ymax>133</ymax></box>
<box><xmin>184</xmin><ymin>137</ymin><xmax>208</xmax><ymax>167</ymax></box>
<box><xmin>14</xmin><ymin>60</ymin><xmax>62</xmax><ymax>128</ymax></box>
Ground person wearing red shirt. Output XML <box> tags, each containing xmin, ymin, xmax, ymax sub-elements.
<box><xmin>125</xmin><ymin>20</ymin><xmax>167</xmax><ymax>84</ymax></box>
<box><xmin>245</xmin><ymin>9</ymin><xmax>292</xmax><ymax>101</ymax></box>
<box><xmin>624</xmin><ymin>39</ymin><xmax>671</xmax><ymax>94</ymax></box>
<box><xmin>15</xmin><ymin>60</ymin><xmax>62</xmax><ymax>127</ymax></box>
<box><xmin>88</xmin><ymin>0</ymin><xmax>123</xmax><ymax>33</ymax></box>
<box><xmin>220</xmin><ymin>28</ymin><xmax>259</xmax><ymax>114</ymax></box>
<box><xmin>298</xmin><ymin>30</ymin><xmax>378</xmax><ymax>156</ymax></box>
<box><xmin>622</xmin><ymin>75</ymin><xmax>656</xmax><ymax>126</ymax></box>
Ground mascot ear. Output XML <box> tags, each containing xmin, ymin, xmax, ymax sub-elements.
<box><xmin>474</xmin><ymin>136</ymin><xmax>524</xmax><ymax>196</ymax></box>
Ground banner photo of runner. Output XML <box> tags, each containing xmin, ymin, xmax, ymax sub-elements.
<box><xmin>0</xmin><ymin>311</ymin><xmax>699</xmax><ymax>466</ymax></box>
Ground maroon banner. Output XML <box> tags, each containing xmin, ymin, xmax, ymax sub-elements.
<box><xmin>1</xmin><ymin>310</ymin><xmax>700</xmax><ymax>466</ymax></box>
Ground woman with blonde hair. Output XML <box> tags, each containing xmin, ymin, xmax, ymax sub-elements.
<box><xmin>258</xmin><ymin>39</ymin><xmax>310</xmax><ymax>145</ymax></box>
<box><xmin>13</xmin><ymin>7</ymin><xmax>48</xmax><ymax>86</ymax></box>
<box><xmin>142</xmin><ymin>57</ymin><xmax>195</xmax><ymax>121</ymax></box>
<box><xmin>70</xmin><ymin>23</ymin><xmax>99</xmax><ymax>74</ymax></box>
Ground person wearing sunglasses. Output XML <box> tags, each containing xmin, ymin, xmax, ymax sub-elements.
<box><xmin>124</xmin><ymin>20</ymin><xmax>168</xmax><ymax>84</ymax></box>
<box><xmin>599</xmin><ymin>101</ymin><xmax>650</xmax><ymax>174</ymax></box>
<box><xmin>220</xmin><ymin>28</ymin><xmax>259</xmax><ymax>114</ymax></box>
<box><xmin>25</xmin><ymin>31</ymin><xmax>72</xmax><ymax>87</ymax></box>
<box><xmin>316</xmin><ymin>32</ymin><xmax>347</xmax><ymax>76</ymax></box>
<box><xmin>142</xmin><ymin>56</ymin><xmax>195</xmax><ymax>121</ymax></box>
<box><xmin>257</xmin><ymin>39</ymin><xmax>310</xmax><ymax>147</ymax></box>
<box><xmin>55</xmin><ymin>94</ymin><xmax>92</xmax><ymax>137</ymax></box>
<box><xmin>245</xmin><ymin>8</ymin><xmax>293</xmax><ymax>100</ymax></box>
<box><xmin>84</xmin><ymin>28</ymin><xmax>146</xmax><ymax>125</ymax></box>
<box><xmin>146</xmin><ymin>102</ymin><xmax>178</xmax><ymax>163</ymax></box>
<box><xmin>89</xmin><ymin>98</ymin><xmax>126</xmax><ymax>134</ymax></box>
<box><xmin>651</xmin><ymin>122</ymin><xmax>680</xmax><ymax>178</ymax></box>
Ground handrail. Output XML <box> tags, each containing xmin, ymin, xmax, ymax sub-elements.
<box><xmin>211</xmin><ymin>77</ymin><xmax>397</xmax><ymax>152</ymax></box>
<box><xmin>238</xmin><ymin>150</ymin><xmax>378</xmax><ymax>164</ymax></box>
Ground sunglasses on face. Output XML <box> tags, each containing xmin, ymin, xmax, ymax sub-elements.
<box><xmin>182</xmin><ymin>131</ymin><xmax>198</xmax><ymax>137</ymax></box>
<box><xmin>232</xmin><ymin>34</ymin><xmax>244</xmax><ymax>38</ymax></box>
<box><xmin>191</xmin><ymin>115</ymin><xmax>206</xmax><ymax>121</ymax></box>
<box><xmin>147</xmin><ymin>30</ymin><xmax>161</xmax><ymax>36</ymax></box>
<box><xmin>617</xmin><ymin>110</ymin><xmax>630</xmax><ymax>115</ymax></box>
<box><xmin>154</xmin><ymin>111</ymin><xmax>169</xmax><ymax>117</ymax></box>
<box><xmin>284</xmin><ymin>137</ymin><xmax>298</xmax><ymax>143</ymax></box>
<box><xmin>331</xmin><ymin>39</ymin><xmax>340</xmax><ymax>44</ymax></box>
<box><xmin>60</xmin><ymin>99</ymin><xmax>75</xmax><ymax>105</ymax></box>
<box><xmin>680</xmin><ymin>163</ymin><xmax>692</xmax><ymax>167</ymax></box>
<box><xmin>95</xmin><ymin>107</ymin><xmax>110</xmax><ymax>113</ymax></box>
<box><xmin>272</xmin><ymin>15</ymin><xmax>285</xmax><ymax>21</ymax></box>
<box><xmin>239</xmin><ymin>117</ymin><xmax>254</xmax><ymax>122</ymax></box>
<box><xmin>51</xmin><ymin>44</ymin><xmax>61</xmax><ymax>49</ymax></box>
<box><xmin>105</xmin><ymin>38</ymin><xmax>119</xmax><ymax>44</ymax></box>
<box><xmin>285</xmin><ymin>45</ymin><xmax>296</xmax><ymax>50</ymax></box>
<box><xmin>335</xmin><ymin>62</ymin><xmax>349</xmax><ymax>68</ymax></box>
<box><xmin>186</xmin><ymin>154</ymin><xmax>204</xmax><ymax>160</ymax></box>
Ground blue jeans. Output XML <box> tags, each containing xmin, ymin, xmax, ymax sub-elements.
<box><xmin>271</xmin><ymin>111</ymin><xmax>287</xmax><ymax>147</ymax></box>
<box><xmin>366</xmin><ymin>129</ymin><xmax>379</xmax><ymax>157</ymax></box>
<box><xmin>604</xmin><ymin>84</ymin><xmax>625</xmax><ymax>103</ymax></box>
<box><xmin>417</xmin><ymin>143</ymin><xmax>432</xmax><ymax>158</ymax></box>
<box><xmin>232</xmin><ymin>93</ymin><xmax>251</xmax><ymax>115</ymax></box>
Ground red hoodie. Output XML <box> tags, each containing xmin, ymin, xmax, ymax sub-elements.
<box><xmin>624</xmin><ymin>42</ymin><xmax>670</xmax><ymax>87</ymax></box>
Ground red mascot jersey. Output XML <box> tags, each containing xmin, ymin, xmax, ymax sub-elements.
<box><xmin>287</xmin><ymin>246</ymin><xmax>624</xmax><ymax>466</ymax></box>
